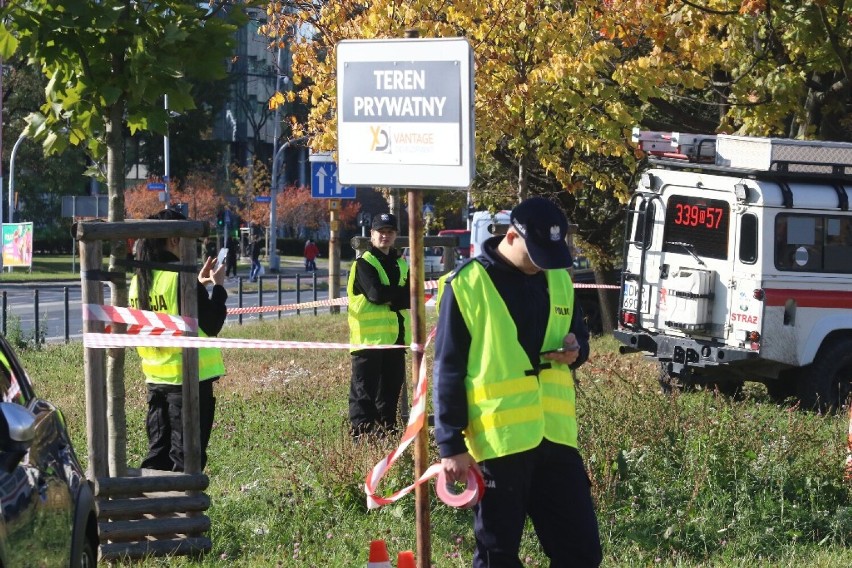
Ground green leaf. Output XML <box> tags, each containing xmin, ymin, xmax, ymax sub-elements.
<box><xmin>0</xmin><ymin>25</ymin><xmax>19</xmax><ymax>58</ymax></box>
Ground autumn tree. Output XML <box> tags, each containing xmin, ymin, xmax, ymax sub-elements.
<box><xmin>277</xmin><ymin>185</ymin><xmax>326</xmax><ymax>236</ymax></box>
<box><xmin>230</xmin><ymin>157</ymin><xmax>272</xmax><ymax>228</ymax></box>
<box><xmin>125</xmin><ymin>172</ymin><xmax>225</xmax><ymax>221</ymax></box>
<box><xmin>263</xmin><ymin>0</ymin><xmax>639</xmax><ymax>276</ymax></box>
<box><xmin>175</xmin><ymin>172</ymin><xmax>227</xmax><ymax>223</ymax></box>
<box><xmin>608</xmin><ymin>1</ymin><xmax>852</xmax><ymax>140</ymax></box>
<box><xmin>124</xmin><ymin>183</ymin><xmax>164</xmax><ymax>220</ymax></box>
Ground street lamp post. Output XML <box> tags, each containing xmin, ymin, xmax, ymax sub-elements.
<box><xmin>163</xmin><ymin>94</ymin><xmax>171</xmax><ymax>209</ymax></box>
<box><xmin>268</xmin><ymin>43</ymin><xmax>285</xmax><ymax>273</ymax></box>
<box><xmin>9</xmin><ymin>130</ymin><xmax>27</xmax><ymax>224</ymax></box>
<box><xmin>269</xmin><ymin>134</ymin><xmax>307</xmax><ymax>272</ymax></box>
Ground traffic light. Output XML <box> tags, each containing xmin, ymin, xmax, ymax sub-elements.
<box><xmin>217</xmin><ymin>210</ymin><xmax>225</xmax><ymax>228</ymax></box>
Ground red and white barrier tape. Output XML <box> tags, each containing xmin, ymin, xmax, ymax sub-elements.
<box><xmin>364</xmin><ymin>329</ymin><xmax>485</xmax><ymax>510</ymax></box>
<box><xmin>227</xmin><ymin>296</ymin><xmax>348</xmax><ymax>315</ymax></box>
<box><xmin>84</xmin><ymin>304</ymin><xmax>197</xmax><ymax>335</ymax></box>
<box><xmin>574</xmin><ymin>283</ymin><xmax>620</xmax><ymax>289</ymax></box>
<box><xmin>83</xmin><ymin>333</ymin><xmax>406</xmax><ymax>351</ymax></box>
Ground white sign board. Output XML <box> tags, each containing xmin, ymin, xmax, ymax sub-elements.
<box><xmin>336</xmin><ymin>37</ymin><xmax>475</xmax><ymax>189</ymax></box>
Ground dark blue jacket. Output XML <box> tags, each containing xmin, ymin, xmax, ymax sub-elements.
<box><xmin>432</xmin><ymin>236</ymin><xmax>590</xmax><ymax>458</ymax></box>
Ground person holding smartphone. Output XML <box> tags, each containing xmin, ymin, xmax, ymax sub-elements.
<box><xmin>433</xmin><ymin>197</ymin><xmax>600</xmax><ymax>567</ymax></box>
<box><xmin>129</xmin><ymin>208</ymin><xmax>228</xmax><ymax>472</ymax></box>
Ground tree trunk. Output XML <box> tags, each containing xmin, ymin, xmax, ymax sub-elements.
<box><xmin>105</xmin><ymin>96</ymin><xmax>128</xmax><ymax>477</ymax></box>
<box><xmin>594</xmin><ymin>264</ymin><xmax>616</xmax><ymax>335</ymax></box>
<box><xmin>517</xmin><ymin>159</ymin><xmax>528</xmax><ymax>202</ymax></box>
<box><xmin>796</xmin><ymin>73</ymin><xmax>822</xmax><ymax>138</ymax></box>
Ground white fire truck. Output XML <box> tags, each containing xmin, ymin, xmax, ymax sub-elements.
<box><xmin>615</xmin><ymin>130</ymin><xmax>852</xmax><ymax>412</ymax></box>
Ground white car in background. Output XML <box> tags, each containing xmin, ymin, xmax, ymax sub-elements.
<box><xmin>401</xmin><ymin>247</ymin><xmax>446</xmax><ymax>274</ymax></box>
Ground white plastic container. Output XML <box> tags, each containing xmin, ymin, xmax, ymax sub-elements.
<box><xmin>662</xmin><ymin>268</ymin><xmax>715</xmax><ymax>332</ymax></box>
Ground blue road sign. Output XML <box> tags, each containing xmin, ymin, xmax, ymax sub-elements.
<box><xmin>255</xmin><ymin>195</ymin><xmax>271</xmax><ymax>203</ymax></box>
<box><xmin>147</xmin><ymin>182</ymin><xmax>166</xmax><ymax>191</ymax></box>
<box><xmin>311</xmin><ymin>161</ymin><xmax>356</xmax><ymax>199</ymax></box>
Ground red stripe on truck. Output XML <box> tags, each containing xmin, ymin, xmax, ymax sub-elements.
<box><xmin>763</xmin><ymin>288</ymin><xmax>852</xmax><ymax>309</ymax></box>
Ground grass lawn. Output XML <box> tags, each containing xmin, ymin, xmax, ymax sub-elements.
<box><xmin>14</xmin><ymin>318</ymin><xmax>852</xmax><ymax>567</ymax></box>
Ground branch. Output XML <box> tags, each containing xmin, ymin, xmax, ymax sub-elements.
<box><xmin>646</xmin><ymin>97</ymin><xmax>720</xmax><ymax>131</ymax></box>
<box><xmin>677</xmin><ymin>0</ymin><xmax>740</xmax><ymax>15</ymax></box>
<box><xmin>816</xmin><ymin>2</ymin><xmax>852</xmax><ymax>87</ymax></box>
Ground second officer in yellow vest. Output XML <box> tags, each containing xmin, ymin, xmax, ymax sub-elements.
<box><xmin>433</xmin><ymin>197</ymin><xmax>602</xmax><ymax>567</ymax></box>
<box><xmin>129</xmin><ymin>209</ymin><xmax>228</xmax><ymax>472</ymax></box>
<box><xmin>347</xmin><ymin>213</ymin><xmax>410</xmax><ymax>439</ymax></box>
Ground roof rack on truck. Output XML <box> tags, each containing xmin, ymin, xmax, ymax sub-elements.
<box><xmin>631</xmin><ymin>127</ymin><xmax>716</xmax><ymax>163</ymax></box>
<box><xmin>632</xmin><ymin>128</ymin><xmax>852</xmax><ymax>179</ymax></box>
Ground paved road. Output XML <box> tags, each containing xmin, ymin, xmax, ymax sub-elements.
<box><xmin>1</xmin><ymin>271</ymin><xmax>346</xmax><ymax>344</ymax></box>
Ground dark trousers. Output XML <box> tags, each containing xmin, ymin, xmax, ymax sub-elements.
<box><xmin>473</xmin><ymin>440</ymin><xmax>602</xmax><ymax>568</ymax></box>
<box><xmin>349</xmin><ymin>348</ymin><xmax>406</xmax><ymax>436</ymax></box>
<box><xmin>141</xmin><ymin>380</ymin><xmax>217</xmax><ymax>472</ymax></box>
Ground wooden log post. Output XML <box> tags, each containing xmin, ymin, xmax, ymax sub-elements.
<box><xmin>407</xmin><ymin>189</ymin><xmax>431</xmax><ymax>567</ymax></box>
<box><xmin>178</xmin><ymin>237</ymin><xmax>202</xmax><ymax>477</ymax></box>
<box><xmin>81</xmin><ymin>239</ymin><xmax>108</xmax><ymax>481</ymax></box>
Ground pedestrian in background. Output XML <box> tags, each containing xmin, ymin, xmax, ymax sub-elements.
<box><xmin>128</xmin><ymin>208</ymin><xmax>228</xmax><ymax>472</ymax></box>
<box><xmin>203</xmin><ymin>237</ymin><xmax>217</xmax><ymax>265</ymax></box>
<box><xmin>433</xmin><ymin>197</ymin><xmax>602</xmax><ymax>567</ymax></box>
<box><xmin>225</xmin><ymin>236</ymin><xmax>238</xmax><ymax>278</ymax></box>
<box><xmin>346</xmin><ymin>213</ymin><xmax>410</xmax><ymax>439</ymax></box>
<box><xmin>249</xmin><ymin>234</ymin><xmax>262</xmax><ymax>282</ymax></box>
<box><xmin>304</xmin><ymin>239</ymin><xmax>319</xmax><ymax>272</ymax></box>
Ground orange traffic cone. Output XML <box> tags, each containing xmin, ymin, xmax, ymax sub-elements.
<box><xmin>397</xmin><ymin>550</ymin><xmax>416</xmax><ymax>568</ymax></box>
<box><xmin>367</xmin><ymin>539</ymin><xmax>392</xmax><ymax>568</ymax></box>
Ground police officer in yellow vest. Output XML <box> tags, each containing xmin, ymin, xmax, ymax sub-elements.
<box><xmin>434</xmin><ymin>197</ymin><xmax>602</xmax><ymax>567</ymax></box>
<box><xmin>129</xmin><ymin>209</ymin><xmax>228</xmax><ymax>472</ymax></box>
<box><xmin>347</xmin><ymin>212</ymin><xmax>411</xmax><ymax>439</ymax></box>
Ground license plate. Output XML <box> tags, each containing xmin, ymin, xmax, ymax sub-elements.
<box><xmin>622</xmin><ymin>282</ymin><xmax>651</xmax><ymax>313</ymax></box>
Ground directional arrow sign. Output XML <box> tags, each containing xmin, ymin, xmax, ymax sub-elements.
<box><xmin>310</xmin><ymin>153</ymin><xmax>356</xmax><ymax>199</ymax></box>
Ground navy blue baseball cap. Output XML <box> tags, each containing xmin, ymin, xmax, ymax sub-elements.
<box><xmin>371</xmin><ymin>212</ymin><xmax>398</xmax><ymax>231</ymax></box>
<box><xmin>510</xmin><ymin>197</ymin><xmax>572</xmax><ymax>269</ymax></box>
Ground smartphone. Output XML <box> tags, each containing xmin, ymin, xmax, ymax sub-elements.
<box><xmin>541</xmin><ymin>345</ymin><xmax>580</xmax><ymax>355</ymax></box>
<box><xmin>216</xmin><ymin>247</ymin><xmax>228</xmax><ymax>267</ymax></box>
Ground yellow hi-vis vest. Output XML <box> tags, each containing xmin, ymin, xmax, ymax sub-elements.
<box><xmin>129</xmin><ymin>271</ymin><xmax>225</xmax><ymax>385</ymax></box>
<box><xmin>447</xmin><ymin>261</ymin><xmax>577</xmax><ymax>461</ymax></box>
<box><xmin>347</xmin><ymin>251</ymin><xmax>411</xmax><ymax>352</ymax></box>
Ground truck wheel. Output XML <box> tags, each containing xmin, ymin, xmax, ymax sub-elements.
<box><xmin>765</xmin><ymin>369</ymin><xmax>797</xmax><ymax>404</ymax></box>
<box><xmin>658</xmin><ymin>362</ymin><xmax>696</xmax><ymax>394</ymax></box>
<box><xmin>709</xmin><ymin>379</ymin><xmax>744</xmax><ymax>399</ymax></box>
<box><xmin>797</xmin><ymin>339</ymin><xmax>852</xmax><ymax>413</ymax></box>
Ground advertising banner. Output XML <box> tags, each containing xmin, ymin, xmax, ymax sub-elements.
<box><xmin>1</xmin><ymin>222</ymin><xmax>33</xmax><ymax>268</ymax></box>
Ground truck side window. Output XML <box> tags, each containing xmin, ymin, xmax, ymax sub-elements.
<box><xmin>775</xmin><ymin>214</ymin><xmax>825</xmax><ymax>272</ymax></box>
<box><xmin>824</xmin><ymin>217</ymin><xmax>852</xmax><ymax>272</ymax></box>
<box><xmin>738</xmin><ymin>213</ymin><xmax>758</xmax><ymax>264</ymax></box>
